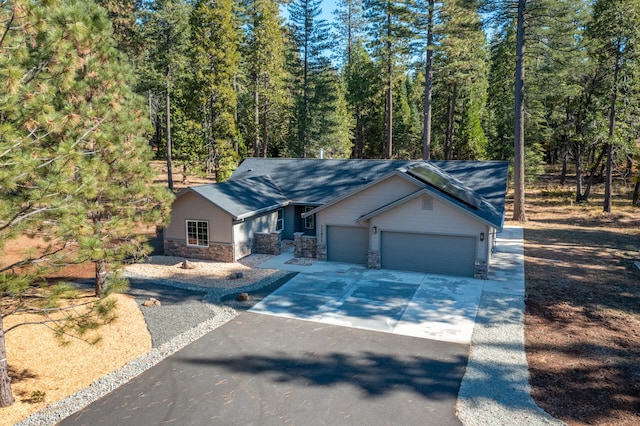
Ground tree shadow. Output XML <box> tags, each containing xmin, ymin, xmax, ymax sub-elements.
<box><xmin>181</xmin><ymin>350</ymin><xmax>468</xmax><ymax>401</ymax></box>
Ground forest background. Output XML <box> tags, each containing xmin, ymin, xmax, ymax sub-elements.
<box><xmin>1</xmin><ymin>0</ymin><xmax>639</xmax><ymax>420</ymax></box>
<box><xmin>108</xmin><ymin>0</ymin><xmax>639</xmax><ymax>208</ymax></box>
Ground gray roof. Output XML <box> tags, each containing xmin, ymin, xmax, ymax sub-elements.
<box><xmin>184</xmin><ymin>175</ymin><xmax>288</xmax><ymax>220</ymax></box>
<box><xmin>185</xmin><ymin>158</ymin><xmax>509</xmax><ymax>228</ymax></box>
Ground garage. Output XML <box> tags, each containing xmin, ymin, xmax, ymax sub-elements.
<box><xmin>327</xmin><ymin>225</ymin><xmax>369</xmax><ymax>265</ymax></box>
<box><xmin>381</xmin><ymin>232</ymin><xmax>476</xmax><ymax>277</ymax></box>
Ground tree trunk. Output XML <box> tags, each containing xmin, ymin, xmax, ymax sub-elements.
<box><xmin>633</xmin><ymin>180</ymin><xmax>640</xmax><ymax>207</ymax></box>
<box><xmin>385</xmin><ymin>13</ymin><xmax>393</xmax><ymax>159</ymax></box>
<box><xmin>581</xmin><ymin>146</ymin><xmax>606</xmax><ymax>202</ymax></box>
<box><xmin>262</xmin><ymin>97</ymin><xmax>268</xmax><ymax>158</ymax></box>
<box><xmin>512</xmin><ymin>0</ymin><xmax>527</xmax><ymax>222</ymax></box>
<box><xmin>444</xmin><ymin>81</ymin><xmax>457</xmax><ymax>160</ymax></box>
<box><xmin>422</xmin><ymin>0</ymin><xmax>434</xmax><ymax>161</ymax></box>
<box><xmin>165</xmin><ymin>77</ymin><xmax>173</xmax><ymax>191</ymax></box>
<box><xmin>575</xmin><ymin>143</ymin><xmax>583</xmax><ymax>201</ymax></box>
<box><xmin>95</xmin><ymin>260</ymin><xmax>108</xmax><ymax>297</ymax></box>
<box><xmin>0</xmin><ymin>312</ymin><xmax>15</xmax><ymax>407</ymax></box>
<box><xmin>560</xmin><ymin>152</ymin><xmax>567</xmax><ymax>186</ymax></box>
<box><xmin>253</xmin><ymin>79</ymin><xmax>260</xmax><ymax>157</ymax></box>
<box><xmin>604</xmin><ymin>39</ymin><xmax>622</xmax><ymax>213</ymax></box>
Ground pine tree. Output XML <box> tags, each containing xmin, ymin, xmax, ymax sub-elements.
<box><xmin>243</xmin><ymin>0</ymin><xmax>288</xmax><ymax>158</ymax></box>
<box><xmin>190</xmin><ymin>0</ymin><xmax>241</xmax><ymax>181</ymax></box>
<box><xmin>138</xmin><ymin>0</ymin><xmax>192</xmax><ymax>190</ymax></box>
<box><xmin>586</xmin><ymin>0</ymin><xmax>640</xmax><ymax>212</ymax></box>
<box><xmin>0</xmin><ymin>0</ymin><xmax>172</xmax><ymax>406</ymax></box>
<box><xmin>365</xmin><ymin>0</ymin><xmax>415</xmax><ymax>158</ymax></box>
<box><xmin>343</xmin><ymin>40</ymin><xmax>384</xmax><ymax>158</ymax></box>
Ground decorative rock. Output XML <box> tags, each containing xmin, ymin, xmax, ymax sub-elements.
<box><xmin>237</xmin><ymin>293</ymin><xmax>249</xmax><ymax>301</ymax></box>
<box><xmin>142</xmin><ymin>297</ymin><xmax>161</xmax><ymax>307</ymax></box>
<box><xmin>181</xmin><ymin>260</ymin><xmax>196</xmax><ymax>269</ymax></box>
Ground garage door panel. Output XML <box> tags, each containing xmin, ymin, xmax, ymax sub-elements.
<box><xmin>381</xmin><ymin>232</ymin><xmax>475</xmax><ymax>277</ymax></box>
<box><xmin>327</xmin><ymin>226</ymin><xmax>368</xmax><ymax>265</ymax></box>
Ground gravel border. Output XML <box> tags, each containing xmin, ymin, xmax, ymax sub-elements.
<box><xmin>16</xmin><ymin>270</ymin><xmax>294</xmax><ymax>426</ymax></box>
<box><xmin>457</xmin><ymin>291</ymin><xmax>565</xmax><ymax>426</ymax></box>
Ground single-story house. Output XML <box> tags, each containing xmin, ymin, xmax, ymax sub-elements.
<box><xmin>163</xmin><ymin>158</ymin><xmax>509</xmax><ymax>279</ymax></box>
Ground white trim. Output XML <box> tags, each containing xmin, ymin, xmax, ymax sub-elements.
<box><xmin>304</xmin><ymin>206</ymin><xmax>315</xmax><ymax>229</ymax></box>
<box><xmin>276</xmin><ymin>208</ymin><xmax>284</xmax><ymax>231</ymax></box>
<box><xmin>185</xmin><ymin>219</ymin><xmax>209</xmax><ymax>247</ymax></box>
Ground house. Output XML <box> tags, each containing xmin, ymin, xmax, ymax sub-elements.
<box><xmin>163</xmin><ymin>158</ymin><xmax>509</xmax><ymax>279</ymax></box>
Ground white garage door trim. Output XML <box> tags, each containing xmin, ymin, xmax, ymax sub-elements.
<box><xmin>327</xmin><ymin>225</ymin><xmax>369</xmax><ymax>265</ymax></box>
<box><xmin>381</xmin><ymin>231</ymin><xmax>476</xmax><ymax>277</ymax></box>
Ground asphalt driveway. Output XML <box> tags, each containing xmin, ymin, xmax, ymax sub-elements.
<box><xmin>58</xmin><ymin>227</ymin><xmax>531</xmax><ymax>426</ymax></box>
<box><xmin>60</xmin><ymin>312</ymin><xmax>467</xmax><ymax>425</ymax></box>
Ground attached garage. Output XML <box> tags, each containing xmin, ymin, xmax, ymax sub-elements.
<box><xmin>381</xmin><ymin>232</ymin><xmax>476</xmax><ymax>277</ymax></box>
<box><xmin>327</xmin><ymin>225</ymin><xmax>369</xmax><ymax>265</ymax></box>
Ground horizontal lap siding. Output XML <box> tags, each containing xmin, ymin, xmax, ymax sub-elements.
<box><xmin>370</xmin><ymin>196</ymin><xmax>488</xmax><ymax>262</ymax></box>
<box><xmin>318</xmin><ymin>175</ymin><xmax>418</xmax><ymax>247</ymax></box>
<box><xmin>165</xmin><ymin>192</ymin><xmax>232</xmax><ymax>243</ymax></box>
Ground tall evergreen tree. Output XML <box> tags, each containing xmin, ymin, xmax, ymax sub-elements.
<box><xmin>190</xmin><ymin>0</ymin><xmax>241</xmax><ymax>181</ymax></box>
<box><xmin>344</xmin><ymin>40</ymin><xmax>384</xmax><ymax>158</ymax></box>
<box><xmin>365</xmin><ymin>0</ymin><xmax>415</xmax><ymax>158</ymax></box>
<box><xmin>289</xmin><ymin>0</ymin><xmax>331</xmax><ymax>157</ymax></box>
<box><xmin>587</xmin><ymin>0</ymin><xmax>640</xmax><ymax>212</ymax></box>
<box><xmin>243</xmin><ymin>0</ymin><xmax>288</xmax><ymax>158</ymax></box>
<box><xmin>0</xmin><ymin>0</ymin><xmax>172</xmax><ymax>405</ymax></box>
<box><xmin>138</xmin><ymin>0</ymin><xmax>192</xmax><ymax>190</ymax></box>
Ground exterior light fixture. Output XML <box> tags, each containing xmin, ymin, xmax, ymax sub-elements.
<box><xmin>372</xmin><ymin>226</ymin><xmax>377</xmax><ymax>234</ymax></box>
<box><xmin>480</xmin><ymin>232</ymin><xmax>485</xmax><ymax>241</ymax></box>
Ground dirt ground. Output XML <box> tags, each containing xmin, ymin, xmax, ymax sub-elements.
<box><xmin>516</xmin><ymin>174</ymin><xmax>640</xmax><ymax>426</ymax></box>
<box><xmin>2</xmin><ymin>164</ymin><xmax>640</xmax><ymax>425</ymax></box>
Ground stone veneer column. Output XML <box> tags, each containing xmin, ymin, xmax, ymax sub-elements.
<box><xmin>301</xmin><ymin>236</ymin><xmax>317</xmax><ymax>258</ymax></box>
<box><xmin>254</xmin><ymin>231</ymin><xmax>282</xmax><ymax>255</ymax></box>
<box><xmin>293</xmin><ymin>232</ymin><xmax>304</xmax><ymax>258</ymax></box>
<box><xmin>474</xmin><ymin>260</ymin><xmax>488</xmax><ymax>280</ymax></box>
<box><xmin>367</xmin><ymin>251</ymin><xmax>380</xmax><ymax>269</ymax></box>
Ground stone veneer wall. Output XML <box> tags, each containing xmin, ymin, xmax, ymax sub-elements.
<box><xmin>367</xmin><ymin>251</ymin><xmax>380</xmax><ymax>269</ymax></box>
<box><xmin>474</xmin><ymin>260</ymin><xmax>488</xmax><ymax>280</ymax></box>
<box><xmin>316</xmin><ymin>244</ymin><xmax>327</xmax><ymax>261</ymax></box>
<box><xmin>164</xmin><ymin>238</ymin><xmax>234</xmax><ymax>262</ymax></box>
<box><xmin>254</xmin><ymin>231</ymin><xmax>282</xmax><ymax>255</ymax></box>
<box><xmin>294</xmin><ymin>232</ymin><xmax>317</xmax><ymax>258</ymax></box>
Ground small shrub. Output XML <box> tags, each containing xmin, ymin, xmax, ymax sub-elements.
<box><xmin>26</xmin><ymin>390</ymin><xmax>46</xmax><ymax>404</ymax></box>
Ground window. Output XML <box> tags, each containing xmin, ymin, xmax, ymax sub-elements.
<box><xmin>276</xmin><ymin>209</ymin><xmax>284</xmax><ymax>231</ymax></box>
<box><xmin>186</xmin><ymin>220</ymin><xmax>208</xmax><ymax>247</ymax></box>
<box><xmin>304</xmin><ymin>206</ymin><xmax>315</xmax><ymax>229</ymax></box>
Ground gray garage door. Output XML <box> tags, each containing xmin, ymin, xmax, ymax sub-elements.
<box><xmin>327</xmin><ymin>226</ymin><xmax>369</xmax><ymax>265</ymax></box>
<box><xmin>381</xmin><ymin>232</ymin><xmax>476</xmax><ymax>277</ymax></box>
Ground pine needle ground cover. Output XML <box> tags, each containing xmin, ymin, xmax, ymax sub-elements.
<box><xmin>519</xmin><ymin>173</ymin><xmax>640</xmax><ymax>426</ymax></box>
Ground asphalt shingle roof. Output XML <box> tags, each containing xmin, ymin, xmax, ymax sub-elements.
<box><xmin>186</xmin><ymin>175</ymin><xmax>288</xmax><ymax>219</ymax></box>
<box><xmin>185</xmin><ymin>158</ymin><xmax>509</xmax><ymax>228</ymax></box>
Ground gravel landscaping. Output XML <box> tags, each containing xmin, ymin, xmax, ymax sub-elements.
<box><xmin>15</xmin><ymin>255</ymin><xmax>295</xmax><ymax>426</ymax></box>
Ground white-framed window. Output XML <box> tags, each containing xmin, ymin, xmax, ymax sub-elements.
<box><xmin>186</xmin><ymin>220</ymin><xmax>209</xmax><ymax>247</ymax></box>
<box><xmin>276</xmin><ymin>208</ymin><xmax>284</xmax><ymax>231</ymax></box>
<box><xmin>304</xmin><ymin>206</ymin><xmax>315</xmax><ymax>229</ymax></box>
